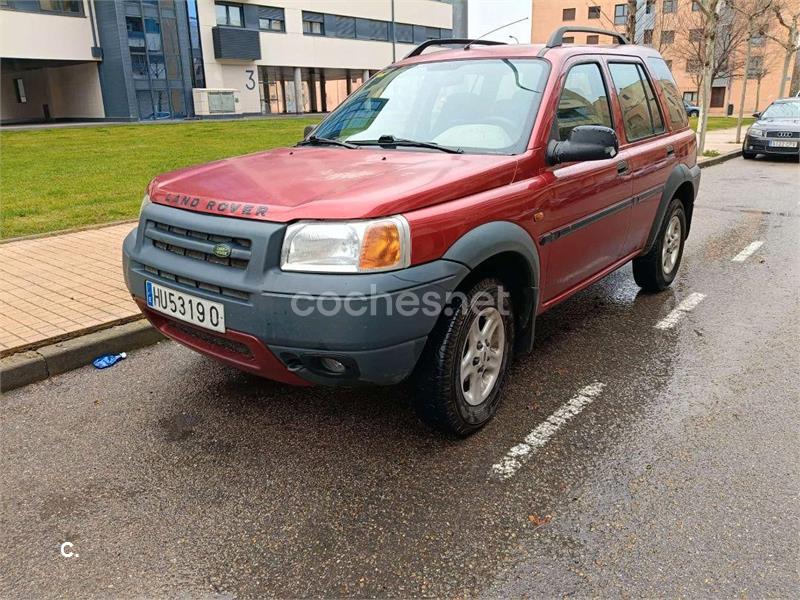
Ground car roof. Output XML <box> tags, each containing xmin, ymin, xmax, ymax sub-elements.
<box><xmin>772</xmin><ymin>97</ymin><xmax>800</xmax><ymax>103</ymax></box>
<box><xmin>395</xmin><ymin>42</ymin><xmax>664</xmax><ymax>67</ymax></box>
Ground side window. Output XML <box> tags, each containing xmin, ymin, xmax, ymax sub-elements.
<box><xmin>556</xmin><ymin>63</ymin><xmax>612</xmax><ymax>140</ymax></box>
<box><xmin>608</xmin><ymin>62</ymin><xmax>665</xmax><ymax>142</ymax></box>
<box><xmin>647</xmin><ymin>56</ymin><xmax>688</xmax><ymax>128</ymax></box>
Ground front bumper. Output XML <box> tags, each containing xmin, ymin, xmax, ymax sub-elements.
<box><xmin>123</xmin><ymin>203</ymin><xmax>469</xmax><ymax>385</ymax></box>
<box><xmin>744</xmin><ymin>135</ymin><xmax>800</xmax><ymax>156</ymax></box>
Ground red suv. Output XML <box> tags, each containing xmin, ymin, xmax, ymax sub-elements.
<box><xmin>123</xmin><ymin>28</ymin><xmax>700</xmax><ymax>435</ymax></box>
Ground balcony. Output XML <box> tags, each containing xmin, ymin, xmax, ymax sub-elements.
<box><xmin>211</xmin><ymin>26</ymin><xmax>261</xmax><ymax>61</ymax></box>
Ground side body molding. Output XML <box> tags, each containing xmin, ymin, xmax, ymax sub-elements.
<box><xmin>442</xmin><ymin>221</ymin><xmax>541</xmax><ymax>352</ymax></box>
<box><xmin>642</xmin><ymin>163</ymin><xmax>701</xmax><ymax>255</ymax></box>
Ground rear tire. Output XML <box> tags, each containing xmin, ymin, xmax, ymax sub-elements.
<box><xmin>412</xmin><ymin>278</ymin><xmax>514</xmax><ymax>436</ymax></box>
<box><xmin>633</xmin><ymin>198</ymin><xmax>686</xmax><ymax>293</ymax></box>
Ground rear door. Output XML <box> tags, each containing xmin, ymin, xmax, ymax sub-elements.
<box><xmin>605</xmin><ymin>59</ymin><xmax>675</xmax><ymax>254</ymax></box>
<box><xmin>540</xmin><ymin>58</ymin><xmax>634</xmax><ymax>303</ymax></box>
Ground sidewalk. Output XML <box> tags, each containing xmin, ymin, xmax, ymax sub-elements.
<box><xmin>0</xmin><ymin>127</ymin><xmax>744</xmax><ymax>357</ymax></box>
<box><xmin>0</xmin><ymin>223</ymin><xmax>139</xmax><ymax>355</ymax></box>
<box><xmin>696</xmin><ymin>125</ymin><xmax>745</xmax><ymax>161</ymax></box>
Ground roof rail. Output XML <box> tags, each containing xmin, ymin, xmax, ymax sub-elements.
<box><xmin>546</xmin><ymin>26</ymin><xmax>629</xmax><ymax>48</ymax></box>
<box><xmin>404</xmin><ymin>38</ymin><xmax>506</xmax><ymax>59</ymax></box>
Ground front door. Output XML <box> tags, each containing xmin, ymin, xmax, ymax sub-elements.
<box><xmin>541</xmin><ymin>60</ymin><xmax>633</xmax><ymax>304</ymax></box>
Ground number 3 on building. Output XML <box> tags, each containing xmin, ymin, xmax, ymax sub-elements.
<box><xmin>245</xmin><ymin>69</ymin><xmax>256</xmax><ymax>91</ymax></box>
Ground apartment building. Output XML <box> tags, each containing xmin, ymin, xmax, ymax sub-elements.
<box><xmin>531</xmin><ymin>0</ymin><xmax>799</xmax><ymax>115</ymax></box>
<box><xmin>0</xmin><ymin>0</ymin><xmax>455</xmax><ymax>123</ymax></box>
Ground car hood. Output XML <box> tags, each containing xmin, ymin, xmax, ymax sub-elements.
<box><xmin>149</xmin><ymin>147</ymin><xmax>519</xmax><ymax>222</ymax></box>
<box><xmin>753</xmin><ymin>117</ymin><xmax>800</xmax><ymax>132</ymax></box>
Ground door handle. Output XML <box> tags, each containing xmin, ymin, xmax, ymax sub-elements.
<box><xmin>666</xmin><ymin>145</ymin><xmax>675</xmax><ymax>157</ymax></box>
<box><xmin>616</xmin><ymin>160</ymin><xmax>629</xmax><ymax>175</ymax></box>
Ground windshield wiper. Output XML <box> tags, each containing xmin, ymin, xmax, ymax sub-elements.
<box><xmin>353</xmin><ymin>135</ymin><xmax>464</xmax><ymax>154</ymax></box>
<box><xmin>297</xmin><ymin>135</ymin><xmax>358</xmax><ymax>149</ymax></box>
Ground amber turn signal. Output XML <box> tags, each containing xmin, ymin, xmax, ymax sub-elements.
<box><xmin>359</xmin><ymin>222</ymin><xmax>402</xmax><ymax>270</ymax></box>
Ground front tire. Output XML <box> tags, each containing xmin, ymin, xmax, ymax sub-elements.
<box><xmin>742</xmin><ymin>149</ymin><xmax>756</xmax><ymax>159</ymax></box>
<box><xmin>633</xmin><ymin>198</ymin><xmax>686</xmax><ymax>293</ymax></box>
<box><xmin>412</xmin><ymin>278</ymin><xmax>514</xmax><ymax>436</ymax></box>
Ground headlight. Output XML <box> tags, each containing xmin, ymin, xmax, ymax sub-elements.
<box><xmin>281</xmin><ymin>216</ymin><xmax>411</xmax><ymax>273</ymax></box>
<box><xmin>748</xmin><ymin>128</ymin><xmax>765</xmax><ymax>138</ymax></box>
<box><xmin>140</xmin><ymin>193</ymin><xmax>151</xmax><ymax>215</ymax></box>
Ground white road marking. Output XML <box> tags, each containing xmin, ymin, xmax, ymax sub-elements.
<box><xmin>654</xmin><ymin>292</ymin><xmax>706</xmax><ymax>330</ymax></box>
<box><xmin>731</xmin><ymin>240</ymin><xmax>764</xmax><ymax>262</ymax></box>
<box><xmin>490</xmin><ymin>382</ymin><xmax>606</xmax><ymax>480</ymax></box>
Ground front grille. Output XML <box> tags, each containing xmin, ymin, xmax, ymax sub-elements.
<box><xmin>142</xmin><ymin>264</ymin><xmax>249</xmax><ymax>300</ymax></box>
<box><xmin>146</xmin><ymin>220</ymin><xmax>251</xmax><ymax>269</ymax></box>
<box><xmin>766</xmin><ymin>131</ymin><xmax>800</xmax><ymax>138</ymax></box>
<box><xmin>171</xmin><ymin>321</ymin><xmax>253</xmax><ymax>357</ymax></box>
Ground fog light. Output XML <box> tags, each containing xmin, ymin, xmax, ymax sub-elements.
<box><xmin>320</xmin><ymin>357</ymin><xmax>346</xmax><ymax>374</ymax></box>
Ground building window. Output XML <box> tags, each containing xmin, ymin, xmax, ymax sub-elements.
<box><xmin>563</xmin><ymin>8</ymin><xmax>576</xmax><ymax>21</ymax></box>
<box><xmin>356</xmin><ymin>18</ymin><xmax>389</xmax><ymax>41</ymax></box>
<box><xmin>587</xmin><ymin>34</ymin><xmax>599</xmax><ymax>44</ymax></box>
<box><xmin>692</xmin><ymin>1</ymin><xmax>701</xmax><ymax>11</ymax></box>
<box><xmin>661</xmin><ymin>30</ymin><xmax>674</xmax><ymax>45</ymax></box>
<box><xmin>689</xmin><ymin>29</ymin><xmax>703</xmax><ymax>42</ymax></box>
<box><xmin>683</xmin><ymin>91</ymin><xmax>698</xmax><ymax>104</ymax></box>
<box><xmin>562</xmin><ymin>36</ymin><xmax>574</xmax><ymax>43</ymax></box>
<box><xmin>645</xmin><ymin>1</ymin><xmax>655</xmax><ymax>14</ymax></box>
<box><xmin>751</xmin><ymin>35</ymin><xmax>765</xmax><ymax>47</ymax></box>
<box><xmin>302</xmin><ymin>12</ymin><xmax>325</xmax><ymax>35</ymax></box>
<box><xmin>747</xmin><ymin>55</ymin><xmax>764</xmax><ymax>78</ymax></box>
<box><xmin>686</xmin><ymin>59</ymin><xmax>702</xmax><ymax>73</ymax></box>
<box><xmin>259</xmin><ymin>17</ymin><xmax>284</xmax><ymax>31</ymax></box>
<box><xmin>588</xmin><ymin>6</ymin><xmax>601</xmax><ymax>19</ymax></box>
<box><xmin>664</xmin><ymin>59</ymin><xmax>672</xmax><ymax>69</ymax></box>
<box><xmin>663</xmin><ymin>0</ymin><xmax>676</xmax><ymax>13</ymax></box>
<box><xmin>38</xmin><ymin>0</ymin><xmax>82</xmax><ymax>14</ymax></box>
<box><xmin>614</xmin><ymin>4</ymin><xmax>627</xmax><ymax>25</ymax></box>
<box><xmin>395</xmin><ymin>23</ymin><xmax>413</xmax><ymax>43</ymax></box>
<box><xmin>14</xmin><ymin>78</ymin><xmax>26</xmax><ymax>103</ymax></box>
<box><xmin>643</xmin><ymin>29</ymin><xmax>653</xmax><ymax>45</ymax></box>
<box><xmin>215</xmin><ymin>2</ymin><xmax>243</xmax><ymax>27</ymax></box>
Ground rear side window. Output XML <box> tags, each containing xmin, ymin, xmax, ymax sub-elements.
<box><xmin>556</xmin><ymin>63</ymin><xmax>612</xmax><ymax>140</ymax></box>
<box><xmin>608</xmin><ymin>62</ymin><xmax>665</xmax><ymax>142</ymax></box>
<box><xmin>647</xmin><ymin>57</ymin><xmax>688</xmax><ymax>128</ymax></box>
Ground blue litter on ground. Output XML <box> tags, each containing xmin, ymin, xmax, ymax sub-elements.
<box><xmin>92</xmin><ymin>352</ymin><xmax>127</xmax><ymax>369</ymax></box>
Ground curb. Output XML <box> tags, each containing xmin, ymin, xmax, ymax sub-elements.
<box><xmin>698</xmin><ymin>149</ymin><xmax>741</xmax><ymax>168</ymax></box>
<box><xmin>1</xmin><ymin>321</ymin><xmax>164</xmax><ymax>393</ymax></box>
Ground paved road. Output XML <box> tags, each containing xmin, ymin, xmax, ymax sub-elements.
<box><xmin>2</xmin><ymin>157</ymin><xmax>798</xmax><ymax>598</ymax></box>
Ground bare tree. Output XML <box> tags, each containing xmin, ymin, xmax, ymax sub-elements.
<box><xmin>762</xmin><ymin>0</ymin><xmax>800</xmax><ymax>97</ymax></box>
<box><xmin>734</xmin><ymin>0</ymin><xmax>775</xmax><ymax>143</ymax></box>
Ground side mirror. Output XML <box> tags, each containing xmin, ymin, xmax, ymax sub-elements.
<box><xmin>752</xmin><ymin>112</ymin><xmax>761</xmax><ymax>118</ymax></box>
<box><xmin>303</xmin><ymin>124</ymin><xmax>316</xmax><ymax>139</ymax></box>
<box><xmin>547</xmin><ymin>125</ymin><xmax>619</xmax><ymax>165</ymax></box>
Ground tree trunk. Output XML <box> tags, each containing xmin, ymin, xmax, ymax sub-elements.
<box><xmin>627</xmin><ymin>0</ymin><xmax>637</xmax><ymax>42</ymax></box>
<box><xmin>697</xmin><ymin>4</ymin><xmax>720</xmax><ymax>155</ymax></box>
<box><xmin>778</xmin><ymin>44</ymin><xmax>793</xmax><ymax>98</ymax></box>
<box><xmin>735</xmin><ymin>37</ymin><xmax>753</xmax><ymax>144</ymax></box>
<box><xmin>755</xmin><ymin>76</ymin><xmax>763</xmax><ymax>111</ymax></box>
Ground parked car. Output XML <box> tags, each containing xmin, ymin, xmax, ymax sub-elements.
<box><xmin>743</xmin><ymin>98</ymin><xmax>800</xmax><ymax>160</ymax></box>
<box><xmin>123</xmin><ymin>27</ymin><xmax>700</xmax><ymax>435</ymax></box>
<box><xmin>684</xmin><ymin>100</ymin><xmax>700</xmax><ymax>117</ymax></box>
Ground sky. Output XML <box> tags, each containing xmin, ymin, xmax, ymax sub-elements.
<box><xmin>467</xmin><ymin>0</ymin><xmax>532</xmax><ymax>44</ymax></box>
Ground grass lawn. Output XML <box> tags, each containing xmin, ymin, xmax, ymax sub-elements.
<box><xmin>689</xmin><ymin>116</ymin><xmax>755</xmax><ymax>131</ymax></box>
<box><xmin>0</xmin><ymin>117</ymin><xmax>320</xmax><ymax>240</ymax></box>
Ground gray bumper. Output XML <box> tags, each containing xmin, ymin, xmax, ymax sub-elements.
<box><xmin>123</xmin><ymin>203</ymin><xmax>469</xmax><ymax>385</ymax></box>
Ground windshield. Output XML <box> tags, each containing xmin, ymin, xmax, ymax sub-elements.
<box><xmin>760</xmin><ymin>102</ymin><xmax>800</xmax><ymax>119</ymax></box>
<box><xmin>312</xmin><ymin>58</ymin><xmax>550</xmax><ymax>154</ymax></box>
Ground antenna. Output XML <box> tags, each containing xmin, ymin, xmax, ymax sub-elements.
<box><xmin>464</xmin><ymin>17</ymin><xmax>529</xmax><ymax>51</ymax></box>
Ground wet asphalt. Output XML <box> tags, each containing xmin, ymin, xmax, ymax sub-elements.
<box><xmin>1</xmin><ymin>157</ymin><xmax>798</xmax><ymax>598</ymax></box>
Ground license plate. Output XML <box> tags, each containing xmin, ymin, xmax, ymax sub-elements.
<box><xmin>145</xmin><ymin>281</ymin><xmax>225</xmax><ymax>332</ymax></box>
<box><xmin>769</xmin><ymin>140</ymin><xmax>798</xmax><ymax>148</ymax></box>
